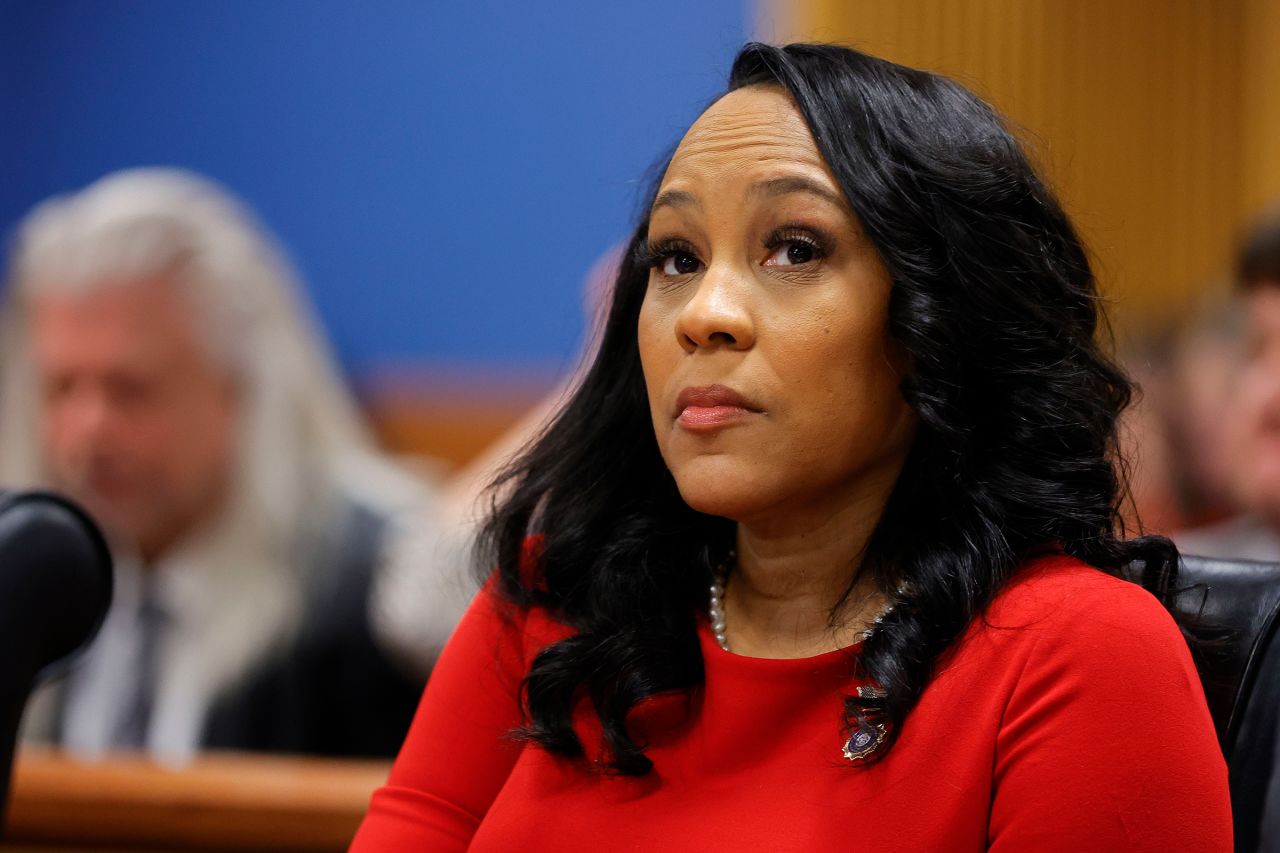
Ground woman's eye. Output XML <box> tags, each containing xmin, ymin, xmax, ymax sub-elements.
<box><xmin>661</xmin><ymin>252</ymin><xmax>702</xmax><ymax>276</ymax></box>
<box><xmin>764</xmin><ymin>241</ymin><xmax>818</xmax><ymax>267</ymax></box>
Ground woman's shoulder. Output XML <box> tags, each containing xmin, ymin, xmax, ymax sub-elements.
<box><xmin>988</xmin><ymin>553</ymin><xmax>1176</xmax><ymax>631</ymax></box>
<box><xmin>968</xmin><ymin>553</ymin><xmax>1188</xmax><ymax>670</ymax></box>
<box><xmin>463</xmin><ymin>555</ymin><xmax>575</xmax><ymax>673</ymax></box>
<box><xmin>470</xmin><ymin>577</ymin><xmax>573</xmax><ymax>646</ymax></box>
<box><xmin>934</xmin><ymin>553</ymin><xmax>1212</xmax><ymax>750</ymax></box>
<box><xmin>951</xmin><ymin>558</ymin><xmax>1229</xmax><ymax>852</ymax></box>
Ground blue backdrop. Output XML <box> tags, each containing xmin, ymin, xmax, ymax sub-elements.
<box><xmin>0</xmin><ymin>0</ymin><xmax>748</xmax><ymax>380</ymax></box>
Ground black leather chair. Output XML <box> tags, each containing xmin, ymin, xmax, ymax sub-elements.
<box><xmin>1173</xmin><ymin>554</ymin><xmax>1280</xmax><ymax>852</ymax></box>
<box><xmin>0</xmin><ymin>491</ymin><xmax>112</xmax><ymax>831</ymax></box>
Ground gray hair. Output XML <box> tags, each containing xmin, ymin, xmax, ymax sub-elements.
<box><xmin>1</xmin><ymin>167</ymin><xmax>424</xmax><ymax>546</ymax></box>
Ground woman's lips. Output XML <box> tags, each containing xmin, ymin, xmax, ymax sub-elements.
<box><xmin>674</xmin><ymin>384</ymin><xmax>761</xmax><ymax>431</ymax></box>
<box><xmin>678</xmin><ymin>405</ymin><xmax>751</xmax><ymax>428</ymax></box>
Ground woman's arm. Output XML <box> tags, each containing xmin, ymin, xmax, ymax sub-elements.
<box><xmin>351</xmin><ymin>583</ymin><xmax>528</xmax><ymax>850</ymax></box>
<box><xmin>987</xmin><ymin>579</ymin><xmax>1232</xmax><ymax>852</ymax></box>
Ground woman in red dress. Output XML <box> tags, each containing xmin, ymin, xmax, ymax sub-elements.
<box><xmin>353</xmin><ymin>43</ymin><xmax>1232</xmax><ymax>851</ymax></box>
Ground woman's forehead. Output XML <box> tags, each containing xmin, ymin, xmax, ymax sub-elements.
<box><xmin>660</xmin><ymin>87</ymin><xmax>834</xmax><ymax>197</ymax></box>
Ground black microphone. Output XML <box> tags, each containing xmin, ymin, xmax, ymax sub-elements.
<box><xmin>0</xmin><ymin>491</ymin><xmax>112</xmax><ymax>830</ymax></box>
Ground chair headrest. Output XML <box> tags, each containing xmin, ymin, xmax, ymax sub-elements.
<box><xmin>1172</xmin><ymin>554</ymin><xmax>1280</xmax><ymax>754</ymax></box>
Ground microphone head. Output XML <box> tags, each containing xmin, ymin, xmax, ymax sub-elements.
<box><xmin>0</xmin><ymin>491</ymin><xmax>112</xmax><ymax>832</ymax></box>
<box><xmin>0</xmin><ymin>492</ymin><xmax>113</xmax><ymax>680</ymax></box>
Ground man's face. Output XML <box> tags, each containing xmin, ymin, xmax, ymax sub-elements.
<box><xmin>29</xmin><ymin>275</ymin><xmax>239</xmax><ymax>560</ymax></box>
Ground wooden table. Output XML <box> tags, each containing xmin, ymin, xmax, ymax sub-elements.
<box><xmin>4</xmin><ymin>747</ymin><xmax>390</xmax><ymax>851</ymax></box>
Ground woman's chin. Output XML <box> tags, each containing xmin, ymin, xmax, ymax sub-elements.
<box><xmin>664</xmin><ymin>452</ymin><xmax>788</xmax><ymax>520</ymax></box>
<box><xmin>672</xmin><ymin>475</ymin><xmax>775</xmax><ymax>522</ymax></box>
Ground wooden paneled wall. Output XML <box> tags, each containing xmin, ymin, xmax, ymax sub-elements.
<box><xmin>756</xmin><ymin>0</ymin><xmax>1280</xmax><ymax>334</ymax></box>
<box><xmin>1242</xmin><ymin>0</ymin><xmax>1280</xmax><ymax>220</ymax></box>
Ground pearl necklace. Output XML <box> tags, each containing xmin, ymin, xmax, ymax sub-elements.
<box><xmin>708</xmin><ymin>568</ymin><xmax>731</xmax><ymax>651</ymax></box>
<box><xmin>708</xmin><ymin>551</ymin><xmax>898</xmax><ymax>653</ymax></box>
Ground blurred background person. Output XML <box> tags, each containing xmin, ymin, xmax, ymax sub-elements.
<box><xmin>1177</xmin><ymin>208</ymin><xmax>1280</xmax><ymax>560</ymax></box>
<box><xmin>1119</xmin><ymin>289</ymin><xmax>1246</xmax><ymax>537</ymax></box>
<box><xmin>0</xmin><ymin>168</ymin><xmax>454</xmax><ymax>762</ymax></box>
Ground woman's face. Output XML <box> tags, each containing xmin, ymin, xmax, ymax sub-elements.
<box><xmin>638</xmin><ymin>85</ymin><xmax>916</xmax><ymax>524</ymax></box>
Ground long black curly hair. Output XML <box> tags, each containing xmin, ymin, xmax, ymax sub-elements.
<box><xmin>480</xmin><ymin>42</ymin><xmax>1179</xmax><ymax>775</ymax></box>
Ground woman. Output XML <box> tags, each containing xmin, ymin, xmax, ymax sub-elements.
<box><xmin>353</xmin><ymin>43</ymin><xmax>1231</xmax><ymax>851</ymax></box>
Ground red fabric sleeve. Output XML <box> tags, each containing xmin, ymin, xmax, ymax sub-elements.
<box><xmin>350</xmin><ymin>582</ymin><xmax>528</xmax><ymax>851</ymax></box>
<box><xmin>987</xmin><ymin>578</ymin><xmax>1232</xmax><ymax>852</ymax></box>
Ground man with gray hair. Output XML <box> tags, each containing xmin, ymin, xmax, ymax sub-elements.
<box><xmin>1</xmin><ymin>168</ymin><xmax>452</xmax><ymax>762</ymax></box>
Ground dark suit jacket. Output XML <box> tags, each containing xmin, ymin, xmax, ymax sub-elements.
<box><xmin>34</xmin><ymin>496</ymin><xmax>427</xmax><ymax>759</ymax></box>
<box><xmin>202</xmin><ymin>498</ymin><xmax>426</xmax><ymax>757</ymax></box>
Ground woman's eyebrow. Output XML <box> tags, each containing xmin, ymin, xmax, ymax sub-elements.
<box><xmin>650</xmin><ymin>188</ymin><xmax>700</xmax><ymax>216</ymax></box>
<box><xmin>747</xmin><ymin>176</ymin><xmax>845</xmax><ymax>208</ymax></box>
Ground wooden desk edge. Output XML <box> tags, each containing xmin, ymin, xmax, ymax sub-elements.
<box><xmin>6</xmin><ymin>747</ymin><xmax>391</xmax><ymax>851</ymax></box>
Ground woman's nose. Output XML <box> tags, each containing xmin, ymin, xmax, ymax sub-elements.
<box><xmin>674</xmin><ymin>262</ymin><xmax>756</xmax><ymax>354</ymax></box>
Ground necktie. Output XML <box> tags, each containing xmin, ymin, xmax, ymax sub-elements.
<box><xmin>115</xmin><ymin>579</ymin><xmax>167</xmax><ymax>750</ymax></box>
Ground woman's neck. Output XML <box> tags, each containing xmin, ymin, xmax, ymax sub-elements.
<box><xmin>724</xmin><ymin>482</ymin><xmax>895</xmax><ymax>659</ymax></box>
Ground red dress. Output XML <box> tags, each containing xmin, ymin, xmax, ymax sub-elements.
<box><xmin>352</xmin><ymin>555</ymin><xmax>1232</xmax><ymax>851</ymax></box>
